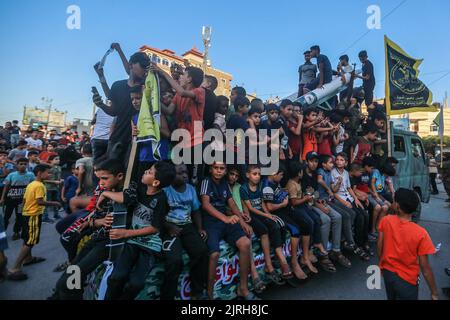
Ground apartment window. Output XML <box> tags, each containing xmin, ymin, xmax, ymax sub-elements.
<box><xmin>151</xmin><ymin>54</ymin><xmax>157</xmax><ymax>63</ymax></box>
<box><xmin>162</xmin><ymin>59</ymin><xmax>169</xmax><ymax>66</ymax></box>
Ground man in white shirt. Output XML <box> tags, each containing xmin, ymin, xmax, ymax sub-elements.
<box><xmin>91</xmin><ymin>109</ymin><xmax>114</xmax><ymax>163</ymax></box>
<box><xmin>25</xmin><ymin>130</ymin><xmax>43</xmax><ymax>151</ymax></box>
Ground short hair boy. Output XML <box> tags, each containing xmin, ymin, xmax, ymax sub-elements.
<box><xmin>200</xmin><ymin>162</ymin><xmax>254</xmax><ymax>300</ymax></box>
<box><xmin>159</xmin><ymin>163</ymin><xmax>209</xmax><ymax>300</ymax></box>
<box><xmin>7</xmin><ymin>164</ymin><xmax>61</xmax><ymax>281</ymax></box>
<box><xmin>53</xmin><ymin>159</ymin><xmax>125</xmax><ymax>299</ymax></box>
<box><xmin>378</xmin><ymin>188</ymin><xmax>438</xmax><ymax>300</ymax></box>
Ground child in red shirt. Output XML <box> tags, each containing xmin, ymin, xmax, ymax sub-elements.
<box><xmin>153</xmin><ymin>63</ymin><xmax>205</xmax><ymax>185</ymax></box>
<box><xmin>377</xmin><ymin>188</ymin><xmax>439</xmax><ymax>300</ymax></box>
<box><xmin>351</xmin><ymin>123</ymin><xmax>377</xmax><ymax>165</ymax></box>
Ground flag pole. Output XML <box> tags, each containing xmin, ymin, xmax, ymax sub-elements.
<box><xmin>387</xmin><ymin>115</ymin><xmax>392</xmax><ymax>157</ymax></box>
<box><xmin>441</xmin><ymin>92</ymin><xmax>447</xmax><ymax>169</ymax></box>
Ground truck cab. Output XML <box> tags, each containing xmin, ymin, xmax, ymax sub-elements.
<box><xmin>391</xmin><ymin>128</ymin><xmax>429</xmax><ymax>221</ymax></box>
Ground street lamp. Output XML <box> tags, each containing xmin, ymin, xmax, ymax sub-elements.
<box><xmin>202</xmin><ymin>26</ymin><xmax>212</xmax><ymax>72</ymax></box>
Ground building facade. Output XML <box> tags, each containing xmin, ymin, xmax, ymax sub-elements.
<box><xmin>390</xmin><ymin>109</ymin><xmax>450</xmax><ymax>138</ymax></box>
<box><xmin>140</xmin><ymin>45</ymin><xmax>233</xmax><ymax>97</ymax></box>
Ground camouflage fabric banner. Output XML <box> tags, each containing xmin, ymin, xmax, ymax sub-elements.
<box><xmin>85</xmin><ymin>236</ymin><xmax>299</xmax><ymax>300</ymax></box>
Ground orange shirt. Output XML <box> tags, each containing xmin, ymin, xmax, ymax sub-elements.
<box><xmin>301</xmin><ymin>126</ymin><xmax>317</xmax><ymax>160</ymax></box>
<box><xmin>173</xmin><ymin>87</ymin><xmax>205</xmax><ymax>148</ymax></box>
<box><xmin>379</xmin><ymin>215</ymin><xmax>435</xmax><ymax>285</ymax></box>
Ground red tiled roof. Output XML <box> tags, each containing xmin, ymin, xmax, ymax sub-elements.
<box><xmin>181</xmin><ymin>46</ymin><xmax>203</xmax><ymax>58</ymax></box>
<box><xmin>139</xmin><ymin>45</ymin><xmax>185</xmax><ymax>62</ymax></box>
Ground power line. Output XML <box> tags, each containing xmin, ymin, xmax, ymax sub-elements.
<box><xmin>429</xmin><ymin>70</ymin><xmax>450</xmax><ymax>87</ymax></box>
<box><xmin>339</xmin><ymin>0</ymin><xmax>408</xmax><ymax>55</ymax></box>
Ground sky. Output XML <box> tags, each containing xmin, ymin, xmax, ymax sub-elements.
<box><xmin>0</xmin><ymin>0</ymin><xmax>449</xmax><ymax>125</ymax></box>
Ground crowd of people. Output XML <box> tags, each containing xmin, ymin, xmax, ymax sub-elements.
<box><xmin>0</xmin><ymin>42</ymin><xmax>440</xmax><ymax>301</ymax></box>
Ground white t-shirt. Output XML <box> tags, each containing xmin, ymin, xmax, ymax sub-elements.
<box><xmin>335</xmin><ymin>125</ymin><xmax>345</xmax><ymax>154</ymax></box>
<box><xmin>25</xmin><ymin>137</ymin><xmax>43</xmax><ymax>149</ymax></box>
<box><xmin>92</xmin><ymin>109</ymin><xmax>114</xmax><ymax>140</ymax></box>
<box><xmin>331</xmin><ymin>168</ymin><xmax>354</xmax><ymax>202</ymax></box>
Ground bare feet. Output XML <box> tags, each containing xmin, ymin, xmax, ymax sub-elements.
<box><xmin>301</xmin><ymin>257</ymin><xmax>319</xmax><ymax>274</ymax></box>
<box><xmin>236</xmin><ymin>285</ymin><xmax>250</xmax><ymax>298</ymax></box>
<box><xmin>308</xmin><ymin>252</ymin><xmax>318</xmax><ymax>264</ymax></box>
<box><xmin>292</xmin><ymin>263</ymin><xmax>308</xmax><ymax>280</ymax></box>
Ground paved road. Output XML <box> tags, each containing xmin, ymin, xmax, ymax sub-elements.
<box><xmin>1</xmin><ymin>185</ymin><xmax>449</xmax><ymax>300</ymax></box>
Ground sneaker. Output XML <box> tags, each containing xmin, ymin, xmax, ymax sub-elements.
<box><xmin>42</xmin><ymin>217</ymin><xmax>55</xmax><ymax>224</ymax></box>
<box><xmin>12</xmin><ymin>233</ymin><xmax>20</xmax><ymax>241</ymax></box>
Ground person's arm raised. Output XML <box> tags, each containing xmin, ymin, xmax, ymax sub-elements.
<box><xmin>111</xmin><ymin>43</ymin><xmax>130</xmax><ymax>76</ymax></box>
<box><xmin>150</xmin><ymin>63</ymin><xmax>196</xmax><ymax>99</ymax></box>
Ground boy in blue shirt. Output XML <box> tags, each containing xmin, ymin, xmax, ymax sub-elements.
<box><xmin>61</xmin><ymin>164</ymin><xmax>79</xmax><ymax>213</ymax></box>
<box><xmin>200</xmin><ymin>162</ymin><xmax>254</xmax><ymax>300</ymax></box>
<box><xmin>0</xmin><ymin>158</ymin><xmax>35</xmax><ymax>240</ymax></box>
<box><xmin>160</xmin><ymin>164</ymin><xmax>209</xmax><ymax>300</ymax></box>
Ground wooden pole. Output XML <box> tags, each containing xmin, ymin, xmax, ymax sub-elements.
<box><xmin>441</xmin><ymin>92</ymin><xmax>447</xmax><ymax>169</ymax></box>
<box><xmin>387</xmin><ymin>115</ymin><xmax>392</xmax><ymax>157</ymax></box>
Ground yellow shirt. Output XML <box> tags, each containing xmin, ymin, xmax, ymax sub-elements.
<box><xmin>22</xmin><ymin>181</ymin><xmax>46</xmax><ymax>217</ymax></box>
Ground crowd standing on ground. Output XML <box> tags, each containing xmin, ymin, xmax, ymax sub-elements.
<box><xmin>0</xmin><ymin>43</ymin><xmax>441</xmax><ymax>300</ymax></box>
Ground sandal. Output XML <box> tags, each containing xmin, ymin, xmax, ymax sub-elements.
<box><xmin>329</xmin><ymin>251</ymin><xmax>352</xmax><ymax>268</ymax></box>
<box><xmin>253</xmin><ymin>277</ymin><xmax>266</xmax><ymax>294</ymax></box>
<box><xmin>363</xmin><ymin>245</ymin><xmax>375</xmax><ymax>257</ymax></box>
<box><xmin>354</xmin><ymin>247</ymin><xmax>370</xmax><ymax>261</ymax></box>
<box><xmin>280</xmin><ymin>263</ymin><xmax>294</xmax><ymax>280</ymax></box>
<box><xmin>7</xmin><ymin>270</ymin><xmax>28</xmax><ymax>281</ymax></box>
<box><xmin>53</xmin><ymin>261</ymin><xmax>70</xmax><ymax>272</ymax></box>
<box><xmin>265</xmin><ymin>270</ymin><xmax>285</xmax><ymax>285</ymax></box>
<box><xmin>319</xmin><ymin>254</ymin><xmax>337</xmax><ymax>273</ymax></box>
<box><xmin>23</xmin><ymin>256</ymin><xmax>46</xmax><ymax>266</ymax></box>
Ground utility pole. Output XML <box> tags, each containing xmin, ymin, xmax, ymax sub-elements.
<box><xmin>42</xmin><ymin>97</ymin><xmax>53</xmax><ymax>134</ymax></box>
<box><xmin>202</xmin><ymin>26</ymin><xmax>212</xmax><ymax>73</ymax></box>
<box><xmin>441</xmin><ymin>91</ymin><xmax>447</xmax><ymax>169</ymax></box>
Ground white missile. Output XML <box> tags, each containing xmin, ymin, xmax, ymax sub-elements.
<box><xmin>294</xmin><ymin>70</ymin><xmax>362</xmax><ymax>110</ymax></box>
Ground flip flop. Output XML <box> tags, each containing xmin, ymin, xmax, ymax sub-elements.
<box><xmin>7</xmin><ymin>270</ymin><xmax>28</xmax><ymax>281</ymax></box>
<box><xmin>23</xmin><ymin>257</ymin><xmax>46</xmax><ymax>266</ymax></box>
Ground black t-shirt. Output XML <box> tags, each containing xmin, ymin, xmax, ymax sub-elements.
<box><xmin>317</xmin><ymin>54</ymin><xmax>333</xmax><ymax>84</ymax></box>
<box><xmin>227</xmin><ymin>114</ymin><xmax>249</xmax><ymax>131</ymax></box>
<box><xmin>107</xmin><ymin>80</ymin><xmax>139</xmax><ymax>144</ymax></box>
<box><xmin>362</xmin><ymin>60</ymin><xmax>375</xmax><ymax>89</ymax></box>
<box><xmin>123</xmin><ymin>183</ymin><xmax>168</xmax><ymax>252</ymax></box>
<box><xmin>203</xmin><ymin>89</ymin><xmax>217</xmax><ymax>130</ymax></box>
<box><xmin>301</xmin><ymin>171</ymin><xmax>318</xmax><ymax>193</ymax></box>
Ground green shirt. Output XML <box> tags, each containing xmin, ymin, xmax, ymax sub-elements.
<box><xmin>45</xmin><ymin>165</ymin><xmax>62</xmax><ymax>191</ymax></box>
